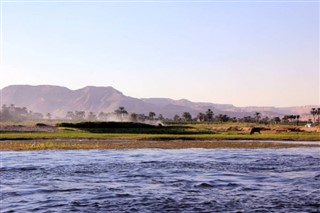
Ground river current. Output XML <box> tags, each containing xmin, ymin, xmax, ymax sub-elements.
<box><xmin>1</xmin><ymin>148</ymin><xmax>320</xmax><ymax>212</ymax></box>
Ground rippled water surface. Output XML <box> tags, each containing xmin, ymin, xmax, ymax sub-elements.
<box><xmin>1</xmin><ymin>148</ymin><xmax>320</xmax><ymax>212</ymax></box>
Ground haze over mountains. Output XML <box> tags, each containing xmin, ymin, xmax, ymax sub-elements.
<box><xmin>0</xmin><ymin>85</ymin><xmax>316</xmax><ymax>119</ymax></box>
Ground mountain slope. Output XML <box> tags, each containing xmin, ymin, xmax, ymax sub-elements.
<box><xmin>0</xmin><ymin>85</ymin><xmax>317</xmax><ymax>119</ymax></box>
<box><xmin>1</xmin><ymin>85</ymin><xmax>152</xmax><ymax>117</ymax></box>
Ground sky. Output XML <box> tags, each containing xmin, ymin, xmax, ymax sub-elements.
<box><xmin>0</xmin><ymin>0</ymin><xmax>319</xmax><ymax>107</ymax></box>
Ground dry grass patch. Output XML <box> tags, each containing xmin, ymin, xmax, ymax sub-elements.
<box><xmin>1</xmin><ymin>139</ymin><xmax>319</xmax><ymax>151</ymax></box>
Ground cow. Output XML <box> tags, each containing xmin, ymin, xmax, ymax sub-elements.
<box><xmin>250</xmin><ymin>127</ymin><xmax>263</xmax><ymax>135</ymax></box>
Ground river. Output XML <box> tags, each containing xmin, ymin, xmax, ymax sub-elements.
<box><xmin>1</xmin><ymin>148</ymin><xmax>320</xmax><ymax>212</ymax></box>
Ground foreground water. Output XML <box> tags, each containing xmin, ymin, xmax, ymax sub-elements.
<box><xmin>1</xmin><ymin>148</ymin><xmax>320</xmax><ymax>212</ymax></box>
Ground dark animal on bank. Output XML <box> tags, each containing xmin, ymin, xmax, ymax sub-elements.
<box><xmin>250</xmin><ymin>127</ymin><xmax>263</xmax><ymax>135</ymax></box>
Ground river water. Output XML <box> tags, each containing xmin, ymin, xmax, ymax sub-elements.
<box><xmin>1</xmin><ymin>148</ymin><xmax>320</xmax><ymax>212</ymax></box>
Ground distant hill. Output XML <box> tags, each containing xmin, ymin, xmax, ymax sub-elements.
<box><xmin>0</xmin><ymin>85</ymin><xmax>317</xmax><ymax>119</ymax></box>
<box><xmin>0</xmin><ymin>85</ymin><xmax>154</xmax><ymax>118</ymax></box>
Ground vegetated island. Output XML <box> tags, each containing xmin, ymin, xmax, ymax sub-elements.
<box><xmin>0</xmin><ymin>121</ymin><xmax>319</xmax><ymax>151</ymax></box>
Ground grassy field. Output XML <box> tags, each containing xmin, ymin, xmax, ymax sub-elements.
<box><xmin>1</xmin><ymin>130</ymin><xmax>319</xmax><ymax>141</ymax></box>
<box><xmin>0</xmin><ymin>121</ymin><xmax>319</xmax><ymax>150</ymax></box>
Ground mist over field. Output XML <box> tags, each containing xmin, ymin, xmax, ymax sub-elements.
<box><xmin>0</xmin><ymin>85</ymin><xmax>317</xmax><ymax>121</ymax></box>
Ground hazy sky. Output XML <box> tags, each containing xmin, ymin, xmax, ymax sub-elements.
<box><xmin>0</xmin><ymin>0</ymin><xmax>319</xmax><ymax>107</ymax></box>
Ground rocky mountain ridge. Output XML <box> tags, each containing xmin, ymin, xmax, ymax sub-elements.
<box><xmin>0</xmin><ymin>85</ymin><xmax>317</xmax><ymax>119</ymax></box>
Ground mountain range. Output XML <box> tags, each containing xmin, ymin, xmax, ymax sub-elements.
<box><xmin>0</xmin><ymin>85</ymin><xmax>317</xmax><ymax>119</ymax></box>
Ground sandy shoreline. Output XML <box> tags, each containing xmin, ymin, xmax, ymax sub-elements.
<box><xmin>1</xmin><ymin>139</ymin><xmax>319</xmax><ymax>151</ymax></box>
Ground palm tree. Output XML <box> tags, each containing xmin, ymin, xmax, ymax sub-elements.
<box><xmin>158</xmin><ymin>114</ymin><xmax>164</xmax><ymax>121</ymax></box>
<box><xmin>282</xmin><ymin>115</ymin><xmax>289</xmax><ymax>124</ymax></box>
<box><xmin>137</xmin><ymin>114</ymin><xmax>147</xmax><ymax>121</ymax></box>
<box><xmin>130</xmin><ymin>113</ymin><xmax>137</xmax><ymax>122</ymax></box>
<box><xmin>254</xmin><ymin>112</ymin><xmax>261</xmax><ymax>123</ymax></box>
<box><xmin>115</xmin><ymin>106</ymin><xmax>128</xmax><ymax>121</ymax></box>
<box><xmin>291</xmin><ymin>115</ymin><xmax>296</xmax><ymax>124</ymax></box>
<box><xmin>317</xmin><ymin>108</ymin><xmax>320</xmax><ymax>125</ymax></box>
<box><xmin>115</xmin><ymin>106</ymin><xmax>128</xmax><ymax>114</ymax></box>
<box><xmin>205</xmin><ymin>109</ymin><xmax>214</xmax><ymax>122</ymax></box>
<box><xmin>274</xmin><ymin>117</ymin><xmax>281</xmax><ymax>125</ymax></box>
<box><xmin>148</xmin><ymin>112</ymin><xmax>156</xmax><ymax>120</ymax></box>
<box><xmin>173</xmin><ymin>114</ymin><xmax>181</xmax><ymax>121</ymax></box>
<box><xmin>46</xmin><ymin>113</ymin><xmax>52</xmax><ymax>120</ymax></box>
<box><xmin>197</xmin><ymin>112</ymin><xmax>205</xmax><ymax>122</ymax></box>
<box><xmin>310</xmin><ymin>108</ymin><xmax>317</xmax><ymax>123</ymax></box>
<box><xmin>216</xmin><ymin>114</ymin><xmax>230</xmax><ymax>122</ymax></box>
<box><xmin>182</xmin><ymin>112</ymin><xmax>192</xmax><ymax>121</ymax></box>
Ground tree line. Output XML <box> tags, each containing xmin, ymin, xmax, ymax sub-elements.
<box><xmin>310</xmin><ymin>108</ymin><xmax>320</xmax><ymax>124</ymax></box>
<box><xmin>1</xmin><ymin>104</ymin><xmax>319</xmax><ymax>125</ymax></box>
<box><xmin>0</xmin><ymin>104</ymin><xmax>47</xmax><ymax>121</ymax></box>
<box><xmin>172</xmin><ymin>110</ymin><xmax>302</xmax><ymax>125</ymax></box>
<box><xmin>64</xmin><ymin>107</ymin><xmax>161</xmax><ymax>122</ymax></box>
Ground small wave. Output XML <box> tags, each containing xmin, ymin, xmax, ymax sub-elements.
<box><xmin>39</xmin><ymin>188</ymin><xmax>82</xmax><ymax>193</ymax></box>
<box><xmin>116</xmin><ymin>193</ymin><xmax>132</xmax><ymax>198</ymax></box>
<box><xmin>1</xmin><ymin>166</ymin><xmax>38</xmax><ymax>172</ymax></box>
<box><xmin>1</xmin><ymin>148</ymin><xmax>320</xmax><ymax>212</ymax></box>
<box><xmin>195</xmin><ymin>183</ymin><xmax>214</xmax><ymax>188</ymax></box>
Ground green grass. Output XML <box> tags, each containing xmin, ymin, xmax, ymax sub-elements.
<box><xmin>1</xmin><ymin>121</ymin><xmax>319</xmax><ymax>142</ymax></box>
<box><xmin>0</xmin><ymin>128</ymin><xmax>319</xmax><ymax>141</ymax></box>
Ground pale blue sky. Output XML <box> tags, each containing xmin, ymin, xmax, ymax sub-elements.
<box><xmin>1</xmin><ymin>0</ymin><xmax>319</xmax><ymax>107</ymax></box>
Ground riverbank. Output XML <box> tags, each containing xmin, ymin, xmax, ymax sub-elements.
<box><xmin>1</xmin><ymin>129</ymin><xmax>319</xmax><ymax>141</ymax></box>
<box><xmin>1</xmin><ymin>139</ymin><xmax>319</xmax><ymax>150</ymax></box>
<box><xmin>1</xmin><ymin>122</ymin><xmax>319</xmax><ymax>150</ymax></box>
